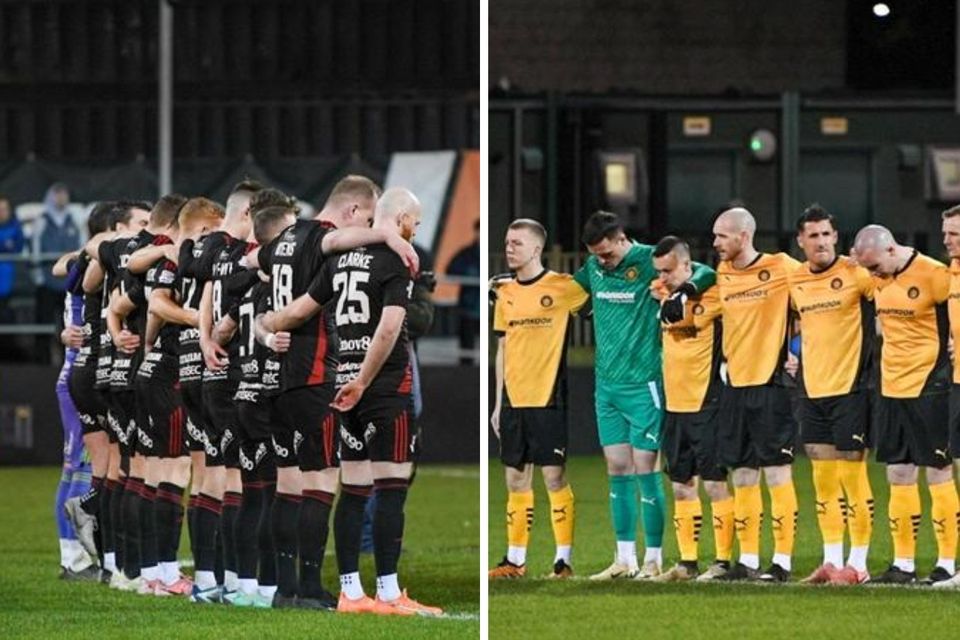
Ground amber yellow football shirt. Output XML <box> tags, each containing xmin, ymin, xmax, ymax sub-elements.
<box><xmin>717</xmin><ymin>252</ymin><xmax>801</xmax><ymax>387</ymax></box>
<box><xmin>874</xmin><ymin>252</ymin><xmax>950</xmax><ymax>398</ymax></box>
<box><xmin>493</xmin><ymin>271</ymin><xmax>589</xmax><ymax>407</ymax></box>
<box><xmin>661</xmin><ymin>285</ymin><xmax>722</xmax><ymax>412</ymax></box>
<box><xmin>788</xmin><ymin>257</ymin><xmax>875</xmax><ymax>398</ymax></box>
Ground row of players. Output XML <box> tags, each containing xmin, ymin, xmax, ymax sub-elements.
<box><xmin>491</xmin><ymin>204</ymin><xmax>960</xmax><ymax>586</ymax></box>
<box><xmin>59</xmin><ymin>176</ymin><xmax>443</xmax><ymax>614</ymax></box>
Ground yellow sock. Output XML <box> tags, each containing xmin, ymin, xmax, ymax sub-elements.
<box><xmin>673</xmin><ymin>499</ymin><xmax>702</xmax><ymax>562</ymax></box>
<box><xmin>710</xmin><ymin>496</ymin><xmax>735</xmax><ymax>562</ymax></box>
<box><xmin>733</xmin><ymin>485</ymin><xmax>762</xmax><ymax>558</ymax></box>
<box><xmin>929</xmin><ymin>481</ymin><xmax>959</xmax><ymax>563</ymax></box>
<box><xmin>811</xmin><ymin>460</ymin><xmax>844</xmax><ymax>545</ymax></box>
<box><xmin>547</xmin><ymin>485</ymin><xmax>575</xmax><ymax>548</ymax></box>
<box><xmin>507</xmin><ymin>490</ymin><xmax>534</xmax><ymax>550</ymax></box>
<box><xmin>888</xmin><ymin>484</ymin><xmax>921</xmax><ymax>562</ymax></box>
<box><xmin>769</xmin><ymin>481</ymin><xmax>798</xmax><ymax>557</ymax></box>
<box><xmin>839</xmin><ymin>459</ymin><xmax>874</xmax><ymax>548</ymax></box>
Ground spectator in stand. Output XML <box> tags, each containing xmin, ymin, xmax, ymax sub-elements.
<box><xmin>32</xmin><ymin>183</ymin><xmax>82</xmax><ymax>363</ymax></box>
<box><xmin>447</xmin><ymin>219</ymin><xmax>480</xmax><ymax>365</ymax></box>
<box><xmin>0</xmin><ymin>196</ymin><xmax>25</xmax><ymax>323</ymax></box>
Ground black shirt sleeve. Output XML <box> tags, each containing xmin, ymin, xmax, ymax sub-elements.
<box><xmin>306</xmin><ymin>259</ymin><xmax>334</xmax><ymax>306</ymax></box>
<box><xmin>381</xmin><ymin>253</ymin><xmax>412</xmax><ymax>309</ymax></box>
<box><xmin>150</xmin><ymin>259</ymin><xmax>179</xmax><ymax>293</ymax></box>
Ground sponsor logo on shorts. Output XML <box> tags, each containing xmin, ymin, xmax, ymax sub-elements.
<box><xmin>239</xmin><ymin>448</ymin><xmax>254</xmax><ymax>471</ymax></box>
<box><xmin>363</xmin><ymin>422</ymin><xmax>377</xmax><ymax>444</ymax></box>
<box><xmin>186</xmin><ymin>418</ymin><xmax>204</xmax><ymax>442</ymax></box>
<box><xmin>781</xmin><ymin>446</ymin><xmax>794</xmax><ymax>458</ymax></box>
<box><xmin>221</xmin><ymin>428</ymin><xmax>234</xmax><ymax>452</ymax></box>
<box><xmin>553</xmin><ymin>447</ymin><xmax>565</xmax><ymax>458</ymax></box>
<box><xmin>293</xmin><ymin>430</ymin><xmax>303</xmax><ymax>455</ymax></box>
<box><xmin>138</xmin><ymin>428</ymin><xmax>154</xmax><ymax>450</ymax></box>
<box><xmin>272</xmin><ymin>436</ymin><xmax>290</xmax><ymax>459</ymax></box>
<box><xmin>340</xmin><ymin>425</ymin><xmax>364</xmax><ymax>451</ymax></box>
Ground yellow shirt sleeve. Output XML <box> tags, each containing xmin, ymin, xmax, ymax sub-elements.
<box><xmin>854</xmin><ymin>264</ymin><xmax>876</xmax><ymax>301</ymax></box>
<box><xmin>562</xmin><ymin>278</ymin><xmax>589</xmax><ymax>315</ymax></box>
<box><xmin>493</xmin><ymin>296</ymin><xmax>507</xmax><ymax>333</ymax></box>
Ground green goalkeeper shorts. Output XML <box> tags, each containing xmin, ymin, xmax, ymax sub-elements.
<box><xmin>594</xmin><ymin>379</ymin><xmax>664</xmax><ymax>450</ymax></box>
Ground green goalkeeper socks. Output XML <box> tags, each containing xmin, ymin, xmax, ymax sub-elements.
<box><xmin>608</xmin><ymin>475</ymin><xmax>638</xmax><ymax>542</ymax></box>
<box><xmin>637</xmin><ymin>472</ymin><xmax>666</xmax><ymax>548</ymax></box>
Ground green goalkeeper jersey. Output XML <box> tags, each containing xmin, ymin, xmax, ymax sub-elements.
<box><xmin>573</xmin><ymin>241</ymin><xmax>716</xmax><ymax>385</ymax></box>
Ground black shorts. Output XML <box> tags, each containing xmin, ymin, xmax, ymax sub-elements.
<box><xmin>236</xmin><ymin>384</ymin><xmax>274</xmax><ymax>442</ymax></box>
<box><xmin>182</xmin><ymin>383</ymin><xmax>207</xmax><ymax>453</ymax></box>
<box><xmin>498</xmin><ymin>404</ymin><xmax>567</xmax><ymax>470</ymax></box>
<box><xmin>202</xmin><ymin>379</ymin><xmax>241</xmax><ymax>468</ymax></box>
<box><xmin>876</xmin><ymin>393</ymin><xmax>951</xmax><ymax>467</ymax></box>
<box><xmin>69</xmin><ymin>365</ymin><xmax>107</xmax><ymax>435</ymax></box>
<box><xmin>236</xmin><ymin>386</ymin><xmax>277</xmax><ymax>478</ymax></box>
<box><xmin>799</xmin><ymin>391</ymin><xmax>870</xmax><ymax>451</ymax></box>
<box><xmin>108</xmin><ymin>389</ymin><xmax>138</xmax><ymax>458</ymax></box>
<box><xmin>136</xmin><ymin>354</ymin><xmax>187</xmax><ymax>458</ymax></box>
<box><xmin>339</xmin><ymin>396</ymin><xmax>418</xmax><ymax>464</ymax></box>
<box><xmin>718</xmin><ymin>384</ymin><xmax>797</xmax><ymax>468</ymax></box>
<box><xmin>949</xmin><ymin>385</ymin><xmax>960</xmax><ymax>458</ymax></box>
<box><xmin>276</xmin><ymin>385</ymin><xmax>339</xmax><ymax>472</ymax></box>
<box><xmin>662</xmin><ymin>400</ymin><xmax>727</xmax><ymax>483</ymax></box>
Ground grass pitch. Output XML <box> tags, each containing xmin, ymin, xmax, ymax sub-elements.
<box><xmin>489</xmin><ymin>454</ymin><xmax>959</xmax><ymax>639</ymax></box>
<box><xmin>0</xmin><ymin>465</ymin><xmax>479</xmax><ymax>640</ymax></box>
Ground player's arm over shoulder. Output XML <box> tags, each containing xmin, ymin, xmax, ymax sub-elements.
<box><xmin>380</xmin><ymin>248</ymin><xmax>413</xmax><ymax>308</ymax></box>
<box><xmin>555</xmin><ymin>272</ymin><xmax>589</xmax><ymax>313</ymax></box>
<box><xmin>572</xmin><ymin>259</ymin><xmax>593</xmax><ymax>293</ymax></box>
<box><xmin>689</xmin><ymin>260</ymin><xmax>717</xmax><ymax>292</ymax></box>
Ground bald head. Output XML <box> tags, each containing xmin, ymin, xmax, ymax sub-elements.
<box><xmin>374</xmin><ymin>187</ymin><xmax>422</xmax><ymax>241</ymax></box>
<box><xmin>853</xmin><ymin>224</ymin><xmax>905</xmax><ymax>275</ymax></box>
<box><xmin>712</xmin><ymin>206</ymin><xmax>757</xmax><ymax>264</ymax></box>
<box><xmin>716</xmin><ymin>207</ymin><xmax>757</xmax><ymax>235</ymax></box>
<box><xmin>853</xmin><ymin>224</ymin><xmax>895</xmax><ymax>254</ymax></box>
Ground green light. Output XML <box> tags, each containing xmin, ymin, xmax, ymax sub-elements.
<box><xmin>750</xmin><ymin>138</ymin><xmax>763</xmax><ymax>151</ymax></box>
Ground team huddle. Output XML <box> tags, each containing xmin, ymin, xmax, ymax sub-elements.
<box><xmin>490</xmin><ymin>203</ymin><xmax>960</xmax><ymax>587</ymax></box>
<box><xmin>56</xmin><ymin>175</ymin><xmax>444</xmax><ymax>615</ymax></box>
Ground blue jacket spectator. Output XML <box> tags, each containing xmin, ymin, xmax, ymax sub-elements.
<box><xmin>32</xmin><ymin>183</ymin><xmax>81</xmax><ymax>292</ymax></box>
<box><xmin>0</xmin><ymin>197</ymin><xmax>25</xmax><ymax>298</ymax></box>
